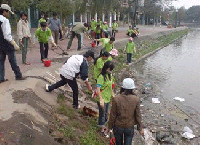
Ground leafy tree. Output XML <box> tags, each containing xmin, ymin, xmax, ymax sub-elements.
<box><xmin>185</xmin><ymin>6</ymin><xmax>200</xmax><ymax>23</ymax></box>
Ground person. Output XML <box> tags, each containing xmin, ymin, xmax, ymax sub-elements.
<box><xmin>45</xmin><ymin>50</ymin><xmax>94</xmax><ymax>109</ymax></box>
<box><xmin>93</xmin><ymin>52</ymin><xmax>112</xmax><ymax>80</ymax></box>
<box><xmin>67</xmin><ymin>23</ymin><xmax>88</xmax><ymax>51</ymax></box>
<box><xmin>97</xmin><ymin>18</ymin><xmax>102</xmax><ymax>27</ymax></box>
<box><xmin>124</xmin><ymin>37</ymin><xmax>136</xmax><ymax>65</ymax></box>
<box><xmin>0</xmin><ymin>4</ymin><xmax>26</xmax><ymax>84</ymax></box>
<box><xmin>136</xmin><ymin>27</ymin><xmax>140</xmax><ymax>36</ymax></box>
<box><xmin>100</xmin><ymin>37</ymin><xmax>115</xmax><ymax>55</ymax></box>
<box><xmin>126</xmin><ymin>26</ymin><xmax>134</xmax><ymax>37</ymax></box>
<box><xmin>108</xmin><ymin>78</ymin><xmax>144</xmax><ymax>145</ymax></box>
<box><xmin>48</xmin><ymin>12</ymin><xmax>62</xmax><ymax>44</ymax></box>
<box><xmin>102</xmin><ymin>21</ymin><xmax>109</xmax><ymax>38</ymax></box>
<box><xmin>17</xmin><ymin>11</ymin><xmax>31</xmax><ymax>65</ymax></box>
<box><xmin>38</xmin><ymin>13</ymin><xmax>46</xmax><ymax>28</ymax></box>
<box><xmin>96</xmin><ymin>61</ymin><xmax>115</xmax><ymax>136</ymax></box>
<box><xmin>35</xmin><ymin>22</ymin><xmax>56</xmax><ymax>62</ymax></box>
<box><xmin>112</xmin><ymin>20</ymin><xmax>118</xmax><ymax>38</ymax></box>
<box><xmin>90</xmin><ymin>18</ymin><xmax>97</xmax><ymax>39</ymax></box>
<box><xmin>94</xmin><ymin>24</ymin><xmax>102</xmax><ymax>46</ymax></box>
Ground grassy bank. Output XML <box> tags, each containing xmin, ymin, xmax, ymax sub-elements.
<box><xmin>51</xmin><ymin>29</ymin><xmax>189</xmax><ymax>144</ymax></box>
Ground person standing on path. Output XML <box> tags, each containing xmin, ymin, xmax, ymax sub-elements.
<box><xmin>108</xmin><ymin>78</ymin><xmax>144</xmax><ymax>145</ymax></box>
<box><xmin>35</xmin><ymin>22</ymin><xmax>56</xmax><ymax>62</ymax></box>
<box><xmin>96</xmin><ymin>61</ymin><xmax>115</xmax><ymax>136</ymax></box>
<box><xmin>0</xmin><ymin>4</ymin><xmax>26</xmax><ymax>84</ymax></box>
<box><xmin>45</xmin><ymin>50</ymin><xmax>94</xmax><ymax>109</ymax></box>
<box><xmin>124</xmin><ymin>37</ymin><xmax>136</xmax><ymax>65</ymax></box>
<box><xmin>94</xmin><ymin>24</ymin><xmax>102</xmax><ymax>46</ymax></box>
<box><xmin>67</xmin><ymin>23</ymin><xmax>88</xmax><ymax>51</ymax></box>
<box><xmin>17</xmin><ymin>11</ymin><xmax>31</xmax><ymax>65</ymax></box>
<box><xmin>100</xmin><ymin>37</ymin><xmax>115</xmax><ymax>55</ymax></box>
<box><xmin>48</xmin><ymin>12</ymin><xmax>62</xmax><ymax>44</ymax></box>
<box><xmin>90</xmin><ymin>18</ymin><xmax>97</xmax><ymax>39</ymax></box>
<box><xmin>112</xmin><ymin>20</ymin><xmax>118</xmax><ymax>38</ymax></box>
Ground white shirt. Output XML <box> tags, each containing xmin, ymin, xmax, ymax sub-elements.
<box><xmin>0</xmin><ymin>15</ymin><xmax>12</xmax><ymax>42</ymax></box>
<box><xmin>17</xmin><ymin>19</ymin><xmax>31</xmax><ymax>40</ymax></box>
<box><xmin>60</xmin><ymin>55</ymin><xmax>88</xmax><ymax>80</ymax></box>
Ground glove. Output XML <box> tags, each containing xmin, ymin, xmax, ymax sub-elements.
<box><xmin>10</xmin><ymin>39</ymin><xmax>20</xmax><ymax>50</ymax></box>
<box><xmin>51</xmin><ymin>40</ymin><xmax>57</xmax><ymax>47</ymax></box>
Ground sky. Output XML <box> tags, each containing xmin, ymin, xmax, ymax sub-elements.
<box><xmin>172</xmin><ymin>0</ymin><xmax>200</xmax><ymax>9</ymax></box>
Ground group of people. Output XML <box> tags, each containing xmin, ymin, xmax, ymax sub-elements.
<box><xmin>0</xmin><ymin>3</ymin><xmax>144</xmax><ymax>145</ymax></box>
<box><xmin>127</xmin><ymin>26</ymin><xmax>140</xmax><ymax>38</ymax></box>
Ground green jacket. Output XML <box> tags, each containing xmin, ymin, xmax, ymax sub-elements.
<box><xmin>126</xmin><ymin>42</ymin><xmax>136</xmax><ymax>54</ymax></box>
<box><xmin>35</xmin><ymin>27</ymin><xmax>52</xmax><ymax>43</ymax></box>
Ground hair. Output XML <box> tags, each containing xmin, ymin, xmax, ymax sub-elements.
<box><xmin>83</xmin><ymin>50</ymin><xmax>94</xmax><ymax>58</ymax></box>
<box><xmin>120</xmin><ymin>87</ymin><xmax>135</xmax><ymax>95</ymax></box>
<box><xmin>94</xmin><ymin>51</ymin><xmax>110</xmax><ymax>65</ymax></box>
<box><xmin>53</xmin><ymin>12</ymin><xmax>57</xmax><ymax>16</ymax></box>
<box><xmin>101</xmin><ymin>61</ymin><xmax>114</xmax><ymax>81</ymax></box>
<box><xmin>20</xmin><ymin>11</ymin><xmax>28</xmax><ymax>18</ymax></box>
<box><xmin>0</xmin><ymin>8</ymin><xmax>8</xmax><ymax>15</ymax></box>
<box><xmin>110</xmin><ymin>37</ymin><xmax>115</xmax><ymax>41</ymax></box>
<box><xmin>40</xmin><ymin>22</ymin><xmax>47</xmax><ymax>27</ymax></box>
<box><xmin>84</xmin><ymin>23</ymin><xmax>88</xmax><ymax>27</ymax></box>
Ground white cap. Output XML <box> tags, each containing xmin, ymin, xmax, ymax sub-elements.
<box><xmin>1</xmin><ymin>4</ymin><xmax>14</xmax><ymax>14</ymax></box>
<box><xmin>122</xmin><ymin>78</ymin><xmax>136</xmax><ymax>89</ymax></box>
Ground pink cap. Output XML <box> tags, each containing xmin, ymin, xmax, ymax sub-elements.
<box><xmin>129</xmin><ymin>37</ymin><xmax>133</xmax><ymax>41</ymax></box>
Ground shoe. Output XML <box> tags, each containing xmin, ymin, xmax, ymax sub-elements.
<box><xmin>23</xmin><ymin>62</ymin><xmax>31</xmax><ymax>65</ymax></box>
<box><xmin>16</xmin><ymin>76</ymin><xmax>26</xmax><ymax>80</ymax></box>
<box><xmin>0</xmin><ymin>79</ymin><xmax>8</xmax><ymax>84</ymax></box>
<box><xmin>73</xmin><ymin>104</ymin><xmax>80</xmax><ymax>109</ymax></box>
<box><xmin>67</xmin><ymin>47</ymin><xmax>70</xmax><ymax>50</ymax></box>
<box><xmin>46</xmin><ymin>84</ymin><xmax>49</xmax><ymax>92</ymax></box>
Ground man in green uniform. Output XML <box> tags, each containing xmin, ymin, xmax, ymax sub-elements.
<box><xmin>112</xmin><ymin>20</ymin><xmax>118</xmax><ymax>38</ymax></box>
<box><xmin>67</xmin><ymin>23</ymin><xmax>88</xmax><ymax>51</ymax></box>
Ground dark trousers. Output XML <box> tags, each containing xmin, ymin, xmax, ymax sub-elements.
<box><xmin>48</xmin><ymin>75</ymin><xmax>79</xmax><ymax>107</ymax></box>
<box><xmin>127</xmin><ymin>53</ymin><xmax>132</xmax><ymax>63</ymax></box>
<box><xmin>113</xmin><ymin>126</ymin><xmax>134</xmax><ymax>145</ymax></box>
<box><xmin>112</xmin><ymin>30</ymin><xmax>116</xmax><ymax>37</ymax></box>
<box><xmin>59</xmin><ymin>29</ymin><xmax>63</xmax><ymax>39</ymax></box>
<box><xmin>39</xmin><ymin>42</ymin><xmax>48</xmax><ymax>60</ymax></box>
<box><xmin>95</xmin><ymin>33</ymin><xmax>101</xmax><ymax>46</ymax></box>
<box><xmin>67</xmin><ymin>31</ymin><xmax>81</xmax><ymax>50</ymax></box>
<box><xmin>0</xmin><ymin>50</ymin><xmax>22</xmax><ymax>81</ymax></box>
<box><xmin>21</xmin><ymin>37</ymin><xmax>29</xmax><ymax>63</ymax></box>
<box><xmin>97</xmin><ymin>101</ymin><xmax>109</xmax><ymax>127</ymax></box>
<box><xmin>131</xmin><ymin>33</ymin><xmax>137</xmax><ymax>38</ymax></box>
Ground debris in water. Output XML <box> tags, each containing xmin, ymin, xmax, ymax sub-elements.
<box><xmin>173</xmin><ymin>97</ymin><xmax>185</xmax><ymax>102</ymax></box>
<box><xmin>152</xmin><ymin>98</ymin><xmax>160</xmax><ymax>104</ymax></box>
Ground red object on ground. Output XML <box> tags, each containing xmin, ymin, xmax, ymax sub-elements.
<box><xmin>91</xmin><ymin>41</ymin><xmax>96</xmax><ymax>47</ymax></box>
<box><xmin>110</xmin><ymin>137</ymin><xmax>116</xmax><ymax>145</ymax></box>
<box><xmin>112</xmin><ymin>83</ymin><xmax>115</xmax><ymax>89</ymax></box>
<box><xmin>43</xmin><ymin>59</ymin><xmax>51</xmax><ymax>67</ymax></box>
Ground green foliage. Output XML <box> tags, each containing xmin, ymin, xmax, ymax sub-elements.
<box><xmin>57</xmin><ymin>105</ymin><xmax>76</xmax><ymax>119</ymax></box>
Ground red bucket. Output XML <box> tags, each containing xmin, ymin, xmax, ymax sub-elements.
<box><xmin>43</xmin><ymin>59</ymin><xmax>51</xmax><ymax>67</ymax></box>
<box><xmin>91</xmin><ymin>41</ymin><xmax>96</xmax><ymax>47</ymax></box>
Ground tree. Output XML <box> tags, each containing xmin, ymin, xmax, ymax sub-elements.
<box><xmin>185</xmin><ymin>6</ymin><xmax>200</xmax><ymax>23</ymax></box>
<box><xmin>177</xmin><ymin>6</ymin><xmax>186</xmax><ymax>24</ymax></box>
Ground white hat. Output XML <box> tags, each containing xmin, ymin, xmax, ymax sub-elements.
<box><xmin>1</xmin><ymin>4</ymin><xmax>14</xmax><ymax>14</ymax></box>
<box><xmin>122</xmin><ymin>78</ymin><xmax>136</xmax><ymax>89</ymax></box>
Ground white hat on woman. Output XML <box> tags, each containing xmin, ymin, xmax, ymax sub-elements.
<box><xmin>122</xmin><ymin>78</ymin><xmax>136</xmax><ymax>89</ymax></box>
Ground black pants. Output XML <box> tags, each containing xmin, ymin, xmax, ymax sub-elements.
<box><xmin>95</xmin><ymin>33</ymin><xmax>101</xmax><ymax>46</ymax></box>
<box><xmin>112</xmin><ymin>30</ymin><xmax>116</xmax><ymax>38</ymax></box>
<box><xmin>59</xmin><ymin>29</ymin><xmax>63</xmax><ymax>39</ymax></box>
<box><xmin>48</xmin><ymin>75</ymin><xmax>79</xmax><ymax>107</ymax></box>
<box><xmin>127</xmin><ymin>53</ymin><xmax>132</xmax><ymax>63</ymax></box>
<box><xmin>0</xmin><ymin>50</ymin><xmax>22</xmax><ymax>81</ymax></box>
<box><xmin>131</xmin><ymin>33</ymin><xmax>137</xmax><ymax>38</ymax></box>
<box><xmin>39</xmin><ymin>42</ymin><xmax>48</xmax><ymax>60</ymax></box>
